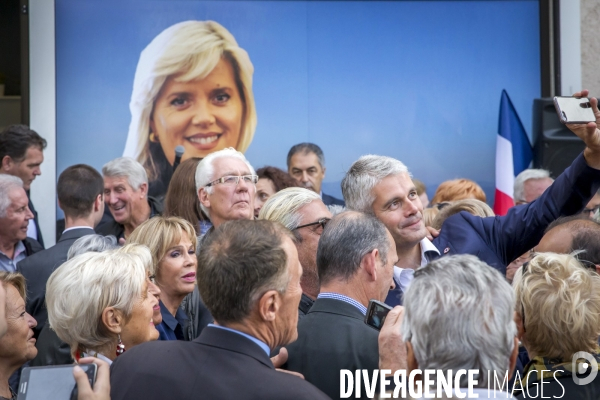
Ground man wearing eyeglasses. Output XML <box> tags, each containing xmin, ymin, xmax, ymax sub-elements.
<box><xmin>259</xmin><ymin>187</ymin><xmax>333</xmax><ymax>319</ymax></box>
<box><xmin>196</xmin><ymin>148</ymin><xmax>257</xmax><ymax>230</ymax></box>
<box><xmin>184</xmin><ymin>148</ymin><xmax>258</xmax><ymax>340</ymax></box>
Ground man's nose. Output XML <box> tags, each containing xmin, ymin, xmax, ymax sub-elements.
<box><xmin>301</xmin><ymin>171</ymin><xmax>309</xmax><ymax>182</ymax></box>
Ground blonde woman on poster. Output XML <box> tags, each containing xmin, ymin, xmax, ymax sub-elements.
<box><xmin>123</xmin><ymin>20</ymin><xmax>257</xmax><ymax>196</ymax></box>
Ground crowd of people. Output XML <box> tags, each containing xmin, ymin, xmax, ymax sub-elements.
<box><xmin>0</xmin><ymin>92</ymin><xmax>600</xmax><ymax>399</ymax></box>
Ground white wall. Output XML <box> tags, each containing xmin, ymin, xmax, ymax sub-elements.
<box><xmin>560</xmin><ymin>0</ymin><xmax>582</xmax><ymax>96</ymax></box>
<box><xmin>29</xmin><ymin>0</ymin><xmax>56</xmax><ymax>246</ymax></box>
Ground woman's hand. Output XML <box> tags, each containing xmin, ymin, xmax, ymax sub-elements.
<box><xmin>73</xmin><ymin>357</ymin><xmax>111</xmax><ymax>400</ymax></box>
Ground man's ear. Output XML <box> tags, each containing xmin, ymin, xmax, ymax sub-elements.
<box><xmin>138</xmin><ymin>182</ymin><xmax>148</xmax><ymax>198</ymax></box>
<box><xmin>1</xmin><ymin>155</ymin><xmax>14</xmax><ymax>172</ymax></box>
<box><xmin>199</xmin><ymin>188</ymin><xmax>211</xmax><ymax>209</ymax></box>
<box><xmin>508</xmin><ymin>336</ymin><xmax>519</xmax><ymax>379</ymax></box>
<box><xmin>406</xmin><ymin>341</ymin><xmax>419</xmax><ymax>374</ymax></box>
<box><xmin>362</xmin><ymin>249</ymin><xmax>379</xmax><ymax>282</ymax></box>
<box><xmin>101</xmin><ymin>307</ymin><xmax>123</xmax><ymax>335</ymax></box>
<box><xmin>94</xmin><ymin>194</ymin><xmax>103</xmax><ymax>212</ymax></box>
<box><xmin>257</xmin><ymin>289</ymin><xmax>280</xmax><ymax>323</ymax></box>
<box><xmin>322</xmin><ymin>166</ymin><xmax>326</xmax><ymax>178</ymax></box>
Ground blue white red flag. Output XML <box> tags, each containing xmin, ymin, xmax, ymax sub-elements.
<box><xmin>494</xmin><ymin>90</ymin><xmax>533</xmax><ymax>215</ymax></box>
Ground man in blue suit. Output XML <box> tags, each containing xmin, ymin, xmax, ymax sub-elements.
<box><xmin>287</xmin><ymin>143</ymin><xmax>345</xmax><ymax>206</ymax></box>
<box><xmin>342</xmin><ymin>90</ymin><xmax>600</xmax><ymax>306</ymax></box>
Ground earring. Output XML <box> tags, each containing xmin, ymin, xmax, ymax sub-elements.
<box><xmin>149</xmin><ymin>132</ymin><xmax>159</xmax><ymax>143</ymax></box>
<box><xmin>116</xmin><ymin>334</ymin><xmax>126</xmax><ymax>356</ymax></box>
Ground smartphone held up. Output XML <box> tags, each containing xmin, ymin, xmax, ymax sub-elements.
<box><xmin>554</xmin><ymin>96</ymin><xmax>596</xmax><ymax>124</ymax></box>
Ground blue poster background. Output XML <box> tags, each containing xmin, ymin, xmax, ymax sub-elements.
<box><xmin>55</xmin><ymin>0</ymin><xmax>540</xmax><ymax>204</ymax></box>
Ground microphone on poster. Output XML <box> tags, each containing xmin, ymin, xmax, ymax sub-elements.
<box><xmin>173</xmin><ymin>146</ymin><xmax>185</xmax><ymax>172</ymax></box>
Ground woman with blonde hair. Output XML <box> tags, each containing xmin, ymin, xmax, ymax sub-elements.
<box><xmin>512</xmin><ymin>252</ymin><xmax>600</xmax><ymax>396</ymax></box>
<box><xmin>127</xmin><ymin>216</ymin><xmax>204</xmax><ymax>341</ymax></box>
<box><xmin>46</xmin><ymin>245</ymin><xmax>159</xmax><ymax>364</ymax></box>
<box><xmin>0</xmin><ymin>272</ymin><xmax>36</xmax><ymax>399</ymax></box>
<box><xmin>123</xmin><ymin>20</ymin><xmax>257</xmax><ymax>197</ymax></box>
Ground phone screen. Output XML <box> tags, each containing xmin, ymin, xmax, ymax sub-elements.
<box><xmin>365</xmin><ymin>300</ymin><xmax>392</xmax><ymax>331</ymax></box>
<box><xmin>19</xmin><ymin>364</ymin><xmax>95</xmax><ymax>400</ymax></box>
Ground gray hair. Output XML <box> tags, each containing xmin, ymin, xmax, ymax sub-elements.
<box><xmin>513</xmin><ymin>169</ymin><xmax>552</xmax><ymax>203</ymax></box>
<box><xmin>402</xmin><ymin>255</ymin><xmax>516</xmax><ymax>388</ymax></box>
<box><xmin>327</xmin><ymin>204</ymin><xmax>346</xmax><ymax>216</ymax></box>
<box><xmin>67</xmin><ymin>235</ymin><xmax>118</xmax><ymax>260</ymax></box>
<box><xmin>0</xmin><ymin>175</ymin><xmax>23</xmax><ymax>217</ymax></box>
<box><xmin>286</xmin><ymin>143</ymin><xmax>325</xmax><ymax>169</ymax></box>
<box><xmin>46</xmin><ymin>245</ymin><xmax>150</xmax><ymax>356</ymax></box>
<box><xmin>258</xmin><ymin>187</ymin><xmax>321</xmax><ymax>238</ymax></box>
<box><xmin>317</xmin><ymin>211</ymin><xmax>390</xmax><ymax>285</ymax></box>
<box><xmin>102</xmin><ymin>157</ymin><xmax>148</xmax><ymax>191</ymax></box>
<box><xmin>342</xmin><ymin>155</ymin><xmax>409</xmax><ymax>213</ymax></box>
<box><xmin>194</xmin><ymin>148</ymin><xmax>255</xmax><ymax>217</ymax></box>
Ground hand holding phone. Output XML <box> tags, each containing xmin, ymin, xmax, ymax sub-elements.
<box><xmin>73</xmin><ymin>358</ymin><xmax>111</xmax><ymax>400</ymax></box>
<box><xmin>554</xmin><ymin>96</ymin><xmax>596</xmax><ymax>124</ymax></box>
<box><xmin>18</xmin><ymin>363</ymin><xmax>97</xmax><ymax>400</ymax></box>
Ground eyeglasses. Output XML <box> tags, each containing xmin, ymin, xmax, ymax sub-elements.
<box><xmin>205</xmin><ymin>175</ymin><xmax>258</xmax><ymax>187</ymax></box>
<box><xmin>293</xmin><ymin>218</ymin><xmax>331</xmax><ymax>232</ymax></box>
<box><xmin>583</xmin><ymin>204</ymin><xmax>600</xmax><ymax>215</ymax></box>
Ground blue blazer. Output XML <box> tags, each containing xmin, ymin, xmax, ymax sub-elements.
<box><xmin>432</xmin><ymin>153</ymin><xmax>600</xmax><ymax>276</ymax></box>
<box><xmin>322</xmin><ymin>192</ymin><xmax>345</xmax><ymax>206</ymax></box>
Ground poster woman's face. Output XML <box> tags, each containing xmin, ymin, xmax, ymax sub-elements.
<box><xmin>150</xmin><ymin>58</ymin><xmax>243</xmax><ymax>163</ymax></box>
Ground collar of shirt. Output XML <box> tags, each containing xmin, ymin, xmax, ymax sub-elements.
<box><xmin>317</xmin><ymin>292</ymin><xmax>367</xmax><ymax>315</ymax></box>
<box><xmin>0</xmin><ymin>241</ymin><xmax>26</xmax><ymax>272</ymax></box>
<box><xmin>159</xmin><ymin>301</ymin><xmax>188</xmax><ymax>332</ymax></box>
<box><xmin>82</xmin><ymin>350</ymin><xmax>113</xmax><ymax>365</ymax></box>
<box><xmin>62</xmin><ymin>226</ymin><xmax>94</xmax><ymax>234</ymax></box>
<box><xmin>393</xmin><ymin>238</ymin><xmax>441</xmax><ymax>293</ymax></box>
<box><xmin>207</xmin><ymin>324</ymin><xmax>270</xmax><ymax>356</ymax></box>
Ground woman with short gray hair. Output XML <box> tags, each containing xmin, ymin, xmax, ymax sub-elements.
<box><xmin>46</xmin><ymin>244</ymin><xmax>159</xmax><ymax>363</ymax></box>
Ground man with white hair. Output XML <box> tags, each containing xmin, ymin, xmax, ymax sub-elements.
<box><xmin>342</xmin><ymin>95</ymin><xmax>600</xmax><ymax>306</ymax></box>
<box><xmin>259</xmin><ymin>187</ymin><xmax>333</xmax><ymax>318</ymax></box>
<box><xmin>0</xmin><ymin>175</ymin><xmax>41</xmax><ymax>272</ymax></box>
<box><xmin>381</xmin><ymin>254</ymin><xmax>518</xmax><ymax>398</ymax></box>
<box><xmin>513</xmin><ymin>169</ymin><xmax>554</xmax><ymax>205</ymax></box>
<box><xmin>195</xmin><ymin>147</ymin><xmax>257</xmax><ymax>229</ymax></box>
<box><xmin>97</xmin><ymin>157</ymin><xmax>162</xmax><ymax>240</ymax></box>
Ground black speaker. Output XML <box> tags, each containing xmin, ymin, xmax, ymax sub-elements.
<box><xmin>532</xmin><ymin>98</ymin><xmax>585</xmax><ymax>178</ymax></box>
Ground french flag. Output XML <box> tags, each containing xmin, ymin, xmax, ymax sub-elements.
<box><xmin>494</xmin><ymin>90</ymin><xmax>533</xmax><ymax>215</ymax></box>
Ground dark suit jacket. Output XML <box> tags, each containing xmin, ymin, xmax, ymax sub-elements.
<box><xmin>17</xmin><ymin>227</ymin><xmax>95</xmax><ymax>338</ymax></box>
<box><xmin>432</xmin><ymin>153</ymin><xmax>600</xmax><ymax>276</ymax></box>
<box><xmin>110</xmin><ymin>326</ymin><xmax>330</xmax><ymax>400</ymax></box>
<box><xmin>322</xmin><ymin>192</ymin><xmax>345</xmax><ymax>207</ymax></box>
<box><xmin>96</xmin><ymin>196</ymin><xmax>162</xmax><ymax>239</ymax></box>
<box><xmin>27</xmin><ymin>196</ymin><xmax>44</xmax><ymax>249</ymax></box>
<box><xmin>285</xmin><ymin>298</ymin><xmax>379</xmax><ymax>400</ymax></box>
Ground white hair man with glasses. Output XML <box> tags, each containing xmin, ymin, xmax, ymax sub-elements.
<box><xmin>196</xmin><ymin>148</ymin><xmax>258</xmax><ymax>231</ymax></box>
<box><xmin>259</xmin><ymin>187</ymin><xmax>333</xmax><ymax>319</ymax></box>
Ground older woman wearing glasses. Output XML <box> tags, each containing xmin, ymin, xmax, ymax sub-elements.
<box><xmin>512</xmin><ymin>252</ymin><xmax>600</xmax><ymax>398</ymax></box>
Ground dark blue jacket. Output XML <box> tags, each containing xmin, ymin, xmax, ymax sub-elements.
<box><xmin>432</xmin><ymin>153</ymin><xmax>600</xmax><ymax>275</ymax></box>
<box><xmin>322</xmin><ymin>192</ymin><xmax>345</xmax><ymax>206</ymax></box>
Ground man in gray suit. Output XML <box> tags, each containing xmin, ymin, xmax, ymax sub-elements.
<box><xmin>285</xmin><ymin>211</ymin><xmax>398</xmax><ymax>399</ymax></box>
<box><xmin>18</xmin><ymin>164</ymin><xmax>105</xmax><ymax>339</ymax></box>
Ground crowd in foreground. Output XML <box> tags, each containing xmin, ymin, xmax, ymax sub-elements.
<box><xmin>0</xmin><ymin>93</ymin><xmax>599</xmax><ymax>399</ymax></box>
